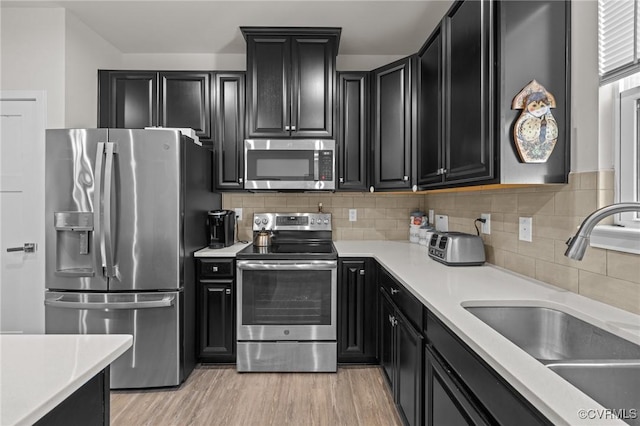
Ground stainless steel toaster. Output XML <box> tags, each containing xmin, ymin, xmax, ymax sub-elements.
<box><xmin>428</xmin><ymin>231</ymin><xmax>485</xmax><ymax>266</ymax></box>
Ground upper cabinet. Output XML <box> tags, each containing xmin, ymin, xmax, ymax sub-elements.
<box><xmin>98</xmin><ymin>71</ymin><xmax>212</xmax><ymax>140</ymax></box>
<box><xmin>336</xmin><ymin>72</ymin><xmax>370</xmax><ymax>191</ymax></box>
<box><xmin>417</xmin><ymin>0</ymin><xmax>571</xmax><ymax>189</ymax></box>
<box><xmin>372</xmin><ymin>56</ymin><xmax>415</xmax><ymax>191</ymax></box>
<box><xmin>242</xmin><ymin>27</ymin><xmax>341</xmax><ymax>139</ymax></box>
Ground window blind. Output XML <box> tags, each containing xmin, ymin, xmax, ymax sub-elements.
<box><xmin>599</xmin><ymin>0</ymin><xmax>638</xmax><ymax>84</ymax></box>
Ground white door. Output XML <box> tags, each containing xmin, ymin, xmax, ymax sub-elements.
<box><xmin>0</xmin><ymin>92</ymin><xmax>46</xmax><ymax>333</ymax></box>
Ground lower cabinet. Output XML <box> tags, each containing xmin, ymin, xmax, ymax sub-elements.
<box><xmin>196</xmin><ymin>258</ymin><xmax>236</xmax><ymax>363</ymax></box>
<box><xmin>424</xmin><ymin>345</ymin><xmax>490</xmax><ymax>426</ymax></box>
<box><xmin>379</xmin><ymin>274</ymin><xmax>423</xmax><ymax>426</ymax></box>
<box><xmin>338</xmin><ymin>258</ymin><xmax>377</xmax><ymax>363</ymax></box>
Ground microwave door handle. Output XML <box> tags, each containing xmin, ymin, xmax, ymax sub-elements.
<box><xmin>314</xmin><ymin>151</ymin><xmax>319</xmax><ymax>181</ymax></box>
<box><xmin>103</xmin><ymin>142</ymin><xmax>117</xmax><ymax>278</ymax></box>
<box><xmin>93</xmin><ymin>142</ymin><xmax>105</xmax><ymax>277</ymax></box>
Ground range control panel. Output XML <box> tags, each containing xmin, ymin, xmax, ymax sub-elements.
<box><xmin>252</xmin><ymin>212</ymin><xmax>332</xmax><ymax>231</ymax></box>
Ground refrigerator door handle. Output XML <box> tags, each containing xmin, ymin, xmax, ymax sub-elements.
<box><xmin>93</xmin><ymin>142</ymin><xmax>106</xmax><ymax>277</ymax></box>
<box><xmin>44</xmin><ymin>295</ymin><xmax>176</xmax><ymax>310</ymax></box>
<box><xmin>103</xmin><ymin>142</ymin><xmax>117</xmax><ymax>278</ymax></box>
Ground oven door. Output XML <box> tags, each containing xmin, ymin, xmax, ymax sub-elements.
<box><xmin>236</xmin><ymin>260</ymin><xmax>337</xmax><ymax>341</ymax></box>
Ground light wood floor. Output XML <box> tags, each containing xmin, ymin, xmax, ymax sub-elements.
<box><xmin>111</xmin><ymin>365</ymin><xmax>402</xmax><ymax>426</ymax></box>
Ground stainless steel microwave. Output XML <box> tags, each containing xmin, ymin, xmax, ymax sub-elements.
<box><xmin>244</xmin><ymin>139</ymin><xmax>335</xmax><ymax>190</ymax></box>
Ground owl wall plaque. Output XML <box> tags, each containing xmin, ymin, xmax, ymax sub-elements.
<box><xmin>511</xmin><ymin>80</ymin><xmax>558</xmax><ymax>163</ymax></box>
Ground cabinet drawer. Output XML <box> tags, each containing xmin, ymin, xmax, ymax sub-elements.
<box><xmin>198</xmin><ymin>258</ymin><xmax>234</xmax><ymax>278</ymax></box>
<box><xmin>426</xmin><ymin>311</ymin><xmax>551</xmax><ymax>425</ymax></box>
<box><xmin>378</xmin><ymin>267</ymin><xmax>423</xmax><ymax>331</ymax></box>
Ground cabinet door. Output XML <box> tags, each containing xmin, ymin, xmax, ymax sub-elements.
<box><xmin>337</xmin><ymin>72</ymin><xmax>369</xmax><ymax>191</ymax></box>
<box><xmin>425</xmin><ymin>346</ymin><xmax>490</xmax><ymax>426</ymax></box>
<box><xmin>372</xmin><ymin>57</ymin><xmax>413</xmax><ymax>191</ymax></box>
<box><xmin>379</xmin><ymin>290</ymin><xmax>396</xmax><ymax>389</ymax></box>
<box><xmin>444</xmin><ymin>0</ymin><xmax>493</xmax><ymax>183</ymax></box>
<box><xmin>98</xmin><ymin>71</ymin><xmax>157</xmax><ymax>129</ymax></box>
<box><xmin>199</xmin><ymin>281</ymin><xmax>235</xmax><ymax>362</ymax></box>
<box><xmin>246</xmin><ymin>36</ymin><xmax>290</xmax><ymax>138</ymax></box>
<box><xmin>214</xmin><ymin>72</ymin><xmax>246</xmax><ymax>190</ymax></box>
<box><xmin>338</xmin><ymin>259</ymin><xmax>377</xmax><ymax>363</ymax></box>
<box><xmin>159</xmin><ymin>72</ymin><xmax>211</xmax><ymax>139</ymax></box>
<box><xmin>290</xmin><ymin>37</ymin><xmax>335</xmax><ymax>138</ymax></box>
<box><xmin>396</xmin><ymin>311</ymin><xmax>424</xmax><ymax>426</ymax></box>
<box><xmin>417</xmin><ymin>27</ymin><xmax>444</xmax><ymax>187</ymax></box>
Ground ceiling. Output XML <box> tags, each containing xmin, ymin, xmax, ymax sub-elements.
<box><xmin>2</xmin><ymin>0</ymin><xmax>454</xmax><ymax>56</ymax></box>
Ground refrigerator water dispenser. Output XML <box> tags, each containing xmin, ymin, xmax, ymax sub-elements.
<box><xmin>54</xmin><ymin>212</ymin><xmax>94</xmax><ymax>276</ymax></box>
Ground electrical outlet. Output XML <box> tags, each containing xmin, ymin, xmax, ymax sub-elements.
<box><xmin>234</xmin><ymin>208</ymin><xmax>243</xmax><ymax>221</ymax></box>
<box><xmin>435</xmin><ymin>214</ymin><xmax>449</xmax><ymax>232</ymax></box>
<box><xmin>480</xmin><ymin>213</ymin><xmax>491</xmax><ymax>234</ymax></box>
<box><xmin>349</xmin><ymin>209</ymin><xmax>357</xmax><ymax>222</ymax></box>
<box><xmin>519</xmin><ymin>217</ymin><xmax>533</xmax><ymax>242</ymax></box>
<box><xmin>428</xmin><ymin>209</ymin><xmax>435</xmax><ymax>225</ymax></box>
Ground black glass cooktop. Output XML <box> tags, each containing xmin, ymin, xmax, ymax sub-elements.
<box><xmin>236</xmin><ymin>241</ymin><xmax>337</xmax><ymax>260</ymax></box>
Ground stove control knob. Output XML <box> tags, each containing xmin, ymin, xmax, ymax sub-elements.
<box><xmin>254</xmin><ymin>218</ymin><xmax>261</xmax><ymax>225</ymax></box>
<box><xmin>324</xmin><ymin>219</ymin><xmax>329</xmax><ymax>224</ymax></box>
<box><xmin>310</xmin><ymin>219</ymin><xmax>315</xmax><ymax>225</ymax></box>
<box><xmin>262</xmin><ymin>218</ymin><xmax>268</xmax><ymax>225</ymax></box>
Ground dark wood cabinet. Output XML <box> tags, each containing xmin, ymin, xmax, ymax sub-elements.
<box><xmin>338</xmin><ymin>258</ymin><xmax>377</xmax><ymax>363</ymax></box>
<box><xmin>372</xmin><ymin>56</ymin><xmax>415</xmax><ymax>191</ymax></box>
<box><xmin>159</xmin><ymin>72</ymin><xmax>211</xmax><ymax>139</ymax></box>
<box><xmin>98</xmin><ymin>71</ymin><xmax>157</xmax><ymax>130</ymax></box>
<box><xmin>336</xmin><ymin>72</ymin><xmax>369</xmax><ymax>191</ymax></box>
<box><xmin>98</xmin><ymin>70</ymin><xmax>212</xmax><ymax>140</ymax></box>
<box><xmin>417</xmin><ymin>0</ymin><xmax>493</xmax><ymax>188</ymax></box>
<box><xmin>196</xmin><ymin>258</ymin><xmax>235</xmax><ymax>363</ymax></box>
<box><xmin>213</xmin><ymin>72</ymin><xmax>245</xmax><ymax>190</ymax></box>
<box><xmin>378</xmin><ymin>268</ymin><xmax>423</xmax><ymax>426</ymax></box>
<box><xmin>242</xmin><ymin>27</ymin><xmax>340</xmax><ymax>139</ymax></box>
<box><xmin>416</xmin><ymin>0</ymin><xmax>570</xmax><ymax>189</ymax></box>
<box><xmin>426</xmin><ymin>310</ymin><xmax>552</xmax><ymax>425</ymax></box>
<box><xmin>424</xmin><ymin>345</ymin><xmax>490</xmax><ymax>426</ymax></box>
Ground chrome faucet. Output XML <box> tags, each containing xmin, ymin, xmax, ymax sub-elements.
<box><xmin>564</xmin><ymin>202</ymin><xmax>640</xmax><ymax>260</ymax></box>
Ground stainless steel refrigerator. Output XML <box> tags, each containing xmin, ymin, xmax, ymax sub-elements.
<box><xmin>44</xmin><ymin>128</ymin><xmax>219</xmax><ymax>389</ymax></box>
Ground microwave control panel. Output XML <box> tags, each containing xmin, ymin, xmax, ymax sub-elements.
<box><xmin>319</xmin><ymin>151</ymin><xmax>333</xmax><ymax>181</ymax></box>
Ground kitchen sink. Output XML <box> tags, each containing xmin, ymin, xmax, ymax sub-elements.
<box><xmin>464</xmin><ymin>306</ymin><xmax>640</xmax><ymax>362</ymax></box>
<box><xmin>547</xmin><ymin>362</ymin><xmax>640</xmax><ymax>425</ymax></box>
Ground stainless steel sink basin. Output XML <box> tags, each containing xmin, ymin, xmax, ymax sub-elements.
<box><xmin>465</xmin><ymin>306</ymin><xmax>640</xmax><ymax>362</ymax></box>
<box><xmin>548</xmin><ymin>362</ymin><xmax>640</xmax><ymax>425</ymax></box>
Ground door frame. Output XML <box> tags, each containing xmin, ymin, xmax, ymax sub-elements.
<box><xmin>0</xmin><ymin>90</ymin><xmax>47</xmax><ymax>333</ymax></box>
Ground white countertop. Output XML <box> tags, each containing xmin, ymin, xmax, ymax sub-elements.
<box><xmin>194</xmin><ymin>242</ymin><xmax>250</xmax><ymax>257</ymax></box>
<box><xmin>334</xmin><ymin>240</ymin><xmax>640</xmax><ymax>426</ymax></box>
<box><xmin>0</xmin><ymin>334</ymin><xmax>133</xmax><ymax>426</ymax></box>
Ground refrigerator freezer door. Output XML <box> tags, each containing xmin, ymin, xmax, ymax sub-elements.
<box><xmin>44</xmin><ymin>290</ymin><xmax>182</xmax><ymax>389</ymax></box>
<box><xmin>45</xmin><ymin>129</ymin><xmax>109</xmax><ymax>291</ymax></box>
<box><xmin>105</xmin><ymin>129</ymin><xmax>181</xmax><ymax>291</ymax></box>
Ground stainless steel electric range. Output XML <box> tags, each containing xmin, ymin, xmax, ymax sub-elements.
<box><xmin>235</xmin><ymin>212</ymin><xmax>337</xmax><ymax>372</ymax></box>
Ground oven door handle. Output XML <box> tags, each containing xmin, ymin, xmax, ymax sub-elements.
<box><xmin>237</xmin><ymin>260</ymin><xmax>337</xmax><ymax>270</ymax></box>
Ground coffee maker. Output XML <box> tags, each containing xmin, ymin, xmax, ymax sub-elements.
<box><xmin>207</xmin><ymin>210</ymin><xmax>236</xmax><ymax>248</ymax></box>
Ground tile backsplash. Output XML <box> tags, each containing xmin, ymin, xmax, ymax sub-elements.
<box><xmin>223</xmin><ymin>171</ymin><xmax>640</xmax><ymax>315</ymax></box>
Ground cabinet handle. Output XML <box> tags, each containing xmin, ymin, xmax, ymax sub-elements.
<box><xmin>339</xmin><ymin>177</ymin><xmax>344</xmax><ymax>183</ymax></box>
<box><xmin>359</xmin><ymin>269</ymin><xmax>365</xmax><ymax>276</ymax></box>
<box><xmin>390</xmin><ymin>288</ymin><xmax>399</xmax><ymax>295</ymax></box>
<box><xmin>225</xmin><ymin>288</ymin><xmax>231</xmax><ymax>295</ymax></box>
<box><xmin>285</xmin><ymin>125</ymin><xmax>291</xmax><ymax>131</ymax></box>
<box><xmin>388</xmin><ymin>314</ymin><xmax>393</xmax><ymax>325</ymax></box>
<box><xmin>212</xmin><ymin>266</ymin><xmax>218</xmax><ymax>272</ymax></box>
<box><xmin>403</xmin><ymin>175</ymin><xmax>409</xmax><ymax>181</ymax></box>
<box><xmin>393</xmin><ymin>317</ymin><xmax>398</xmax><ymax>326</ymax></box>
<box><xmin>239</xmin><ymin>178</ymin><xmax>243</xmax><ymax>184</ymax></box>
<box><xmin>290</xmin><ymin>125</ymin><xmax>296</xmax><ymax>131</ymax></box>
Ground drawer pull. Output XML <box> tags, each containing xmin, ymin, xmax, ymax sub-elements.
<box><xmin>212</xmin><ymin>266</ymin><xmax>218</xmax><ymax>272</ymax></box>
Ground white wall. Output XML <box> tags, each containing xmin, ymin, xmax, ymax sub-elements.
<box><xmin>1</xmin><ymin>8</ymin><xmax>66</xmax><ymax>128</ymax></box>
<box><xmin>65</xmin><ymin>11</ymin><xmax>122</xmax><ymax>128</ymax></box>
<box><xmin>337</xmin><ymin>55</ymin><xmax>405</xmax><ymax>71</ymax></box>
<box><xmin>571</xmin><ymin>0</ymin><xmax>600</xmax><ymax>172</ymax></box>
<box><xmin>122</xmin><ymin>53</ymin><xmax>245</xmax><ymax>70</ymax></box>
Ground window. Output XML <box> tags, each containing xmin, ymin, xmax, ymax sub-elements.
<box><xmin>599</xmin><ymin>0</ymin><xmax>640</xmax><ymax>84</ymax></box>
<box><xmin>616</xmin><ymin>82</ymin><xmax>640</xmax><ymax>228</ymax></box>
